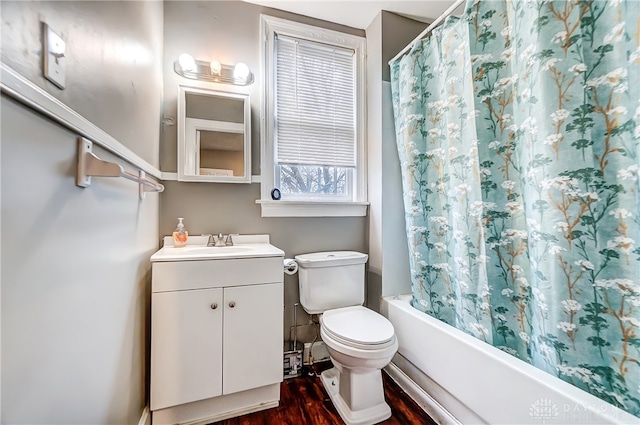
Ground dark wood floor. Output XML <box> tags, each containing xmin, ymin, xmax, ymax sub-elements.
<box><xmin>214</xmin><ymin>362</ymin><xmax>437</xmax><ymax>425</ymax></box>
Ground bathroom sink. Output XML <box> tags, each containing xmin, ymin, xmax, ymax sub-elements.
<box><xmin>150</xmin><ymin>235</ymin><xmax>285</xmax><ymax>262</ymax></box>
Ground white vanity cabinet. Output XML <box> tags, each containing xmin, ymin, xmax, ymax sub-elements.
<box><xmin>151</xmin><ymin>287</ymin><xmax>224</xmax><ymax>409</ymax></box>
<box><xmin>149</xmin><ymin>237</ymin><xmax>284</xmax><ymax>425</ymax></box>
<box><xmin>221</xmin><ymin>283</ymin><xmax>283</xmax><ymax>395</ymax></box>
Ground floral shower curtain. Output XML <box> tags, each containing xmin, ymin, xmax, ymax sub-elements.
<box><xmin>390</xmin><ymin>0</ymin><xmax>639</xmax><ymax>416</ymax></box>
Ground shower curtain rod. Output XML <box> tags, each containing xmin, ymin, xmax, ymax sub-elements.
<box><xmin>389</xmin><ymin>0</ymin><xmax>466</xmax><ymax>64</ymax></box>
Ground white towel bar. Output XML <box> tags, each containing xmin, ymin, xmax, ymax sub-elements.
<box><xmin>76</xmin><ymin>137</ymin><xmax>164</xmax><ymax>199</ymax></box>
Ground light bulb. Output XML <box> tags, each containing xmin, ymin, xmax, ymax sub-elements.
<box><xmin>178</xmin><ymin>53</ymin><xmax>196</xmax><ymax>72</ymax></box>
<box><xmin>233</xmin><ymin>62</ymin><xmax>250</xmax><ymax>81</ymax></box>
<box><xmin>210</xmin><ymin>60</ymin><xmax>222</xmax><ymax>75</ymax></box>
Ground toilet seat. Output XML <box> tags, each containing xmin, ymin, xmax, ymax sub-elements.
<box><xmin>321</xmin><ymin>306</ymin><xmax>395</xmax><ymax>350</ymax></box>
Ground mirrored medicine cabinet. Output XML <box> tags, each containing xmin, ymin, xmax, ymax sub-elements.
<box><xmin>177</xmin><ymin>86</ymin><xmax>251</xmax><ymax>183</ymax></box>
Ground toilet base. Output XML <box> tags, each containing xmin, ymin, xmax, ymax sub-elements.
<box><xmin>320</xmin><ymin>367</ymin><xmax>391</xmax><ymax>425</ymax></box>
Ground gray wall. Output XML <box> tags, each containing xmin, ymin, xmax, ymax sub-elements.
<box><xmin>380</xmin><ymin>12</ymin><xmax>426</xmax><ymax>299</ymax></box>
<box><xmin>161</xmin><ymin>0</ymin><xmax>364</xmax><ymax>174</ymax></box>
<box><xmin>161</xmin><ymin>1</ymin><xmax>367</xmax><ymax>339</ymax></box>
<box><xmin>381</xmin><ymin>12</ymin><xmax>430</xmax><ymax>82</ymax></box>
<box><xmin>159</xmin><ymin>182</ymin><xmax>367</xmax><ymax>342</ymax></box>
<box><xmin>1</xmin><ymin>1</ymin><xmax>163</xmax><ymax>423</ymax></box>
<box><xmin>366</xmin><ymin>13</ymin><xmax>384</xmax><ymax>310</ymax></box>
<box><xmin>0</xmin><ymin>0</ymin><xmax>163</xmax><ymax>168</ymax></box>
<box><xmin>367</xmin><ymin>12</ymin><xmax>426</xmax><ymax>310</ymax></box>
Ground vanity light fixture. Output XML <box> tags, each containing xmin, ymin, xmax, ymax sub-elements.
<box><xmin>174</xmin><ymin>53</ymin><xmax>254</xmax><ymax>86</ymax></box>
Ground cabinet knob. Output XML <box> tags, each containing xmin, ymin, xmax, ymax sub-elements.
<box><xmin>210</xmin><ymin>303</ymin><xmax>218</xmax><ymax>310</ymax></box>
<box><xmin>229</xmin><ymin>301</ymin><xmax>236</xmax><ymax>308</ymax></box>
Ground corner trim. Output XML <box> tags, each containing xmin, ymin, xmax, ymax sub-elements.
<box><xmin>138</xmin><ymin>405</ymin><xmax>151</xmax><ymax>425</ymax></box>
<box><xmin>384</xmin><ymin>363</ymin><xmax>460</xmax><ymax>425</ymax></box>
<box><xmin>161</xmin><ymin>172</ymin><xmax>179</xmax><ymax>181</ymax></box>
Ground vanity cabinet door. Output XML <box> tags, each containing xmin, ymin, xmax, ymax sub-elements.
<box><xmin>222</xmin><ymin>282</ymin><xmax>283</xmax><ymax>395</ymax></box>
<box><xmin>151</xmin><ymin>287</ymin><xmax>223</xmax><ymax>410</ymax></box>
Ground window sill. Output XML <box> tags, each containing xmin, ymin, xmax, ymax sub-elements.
<box><xmin>256</xmin><ymin>200</ymin><xmax>369</xmax><ymax>217</ymax></box>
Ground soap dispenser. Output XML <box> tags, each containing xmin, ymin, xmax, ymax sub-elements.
<box><xmin>172</xmin><ymin>217</ymin><xmax>189</xmax><ymax>248</ymax></box>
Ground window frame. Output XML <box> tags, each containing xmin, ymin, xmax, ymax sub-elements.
<box><xmin>259</xmin><ymin>15</ymin><xmax>368</xmax><ymax>217</ymax></box>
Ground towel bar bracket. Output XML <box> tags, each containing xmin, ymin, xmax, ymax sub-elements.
<box><xmin>76</xmin><ymin>137</ymin><xmax>94</xmax><ymax>188</ymax></box>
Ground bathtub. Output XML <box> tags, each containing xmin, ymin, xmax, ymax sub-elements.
<box><xmin>382</xmin><ymin>295</ymin><xmax>639</xmax><ymax>425</ymax></box>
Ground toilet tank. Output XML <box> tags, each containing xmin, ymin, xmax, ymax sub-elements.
<box><xmin>294</xmin><ymin>251</ymin><xmax>368</xmax><ymax>314</ymax></box>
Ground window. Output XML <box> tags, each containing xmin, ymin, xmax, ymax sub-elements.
<box><xmin>259</xmin><ymin>16</ymin><xmax>367</xmax><ymax>217</ymax></box>
<box><xmin>275</xmin><ymin>35</ymin><xmax>355</xmax><ymax>200</ymax></box>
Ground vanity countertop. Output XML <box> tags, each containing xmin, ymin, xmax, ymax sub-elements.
<box><xmin>150</xmin><ymin>234</ymin><xmax>284</xmax><ymax>262</ymax></box>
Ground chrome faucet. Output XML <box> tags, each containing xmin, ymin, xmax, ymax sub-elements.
<box><xmin>202</xmin><ymin>233</ymin><xmax>234</xmax><ymax>246</ymax></box>
<box><xmin>213</xmin><ymin>233</ymin><xmax>229</xmax><ymax>247</ymax></box>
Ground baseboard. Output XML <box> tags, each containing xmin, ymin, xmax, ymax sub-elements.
<box><xmin>179</xmin><ymin>401</ymin><xmax>279</xmax><ymax>425</ymax></box>
<box><xmin>152</xmin><ymin>384</ymin><xmax>280</xmax><ymax>425</ymax></box>
<box><xmin>138</xmin><ymin>405</ymin><xmax>151</xmax><ymax>425</ymax></box>
<box><xmin>384</xmin><ymin>362</ymin><xmax>460</xmax><ymax>425</ymax></box>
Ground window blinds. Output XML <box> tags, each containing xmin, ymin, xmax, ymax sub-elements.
<box><xmin>275</xmin><ymin>34</ymin><xmax>356</xmax><ymax>168</ymax></box>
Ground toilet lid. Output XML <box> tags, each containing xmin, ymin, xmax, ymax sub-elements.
<box><xmin>322</xmin><ymin>306</ymin><xmax>395</xmax><ymax>346</ymax></box>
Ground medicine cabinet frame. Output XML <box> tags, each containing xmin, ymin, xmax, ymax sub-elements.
<box><xmin>177</xmin><ymin>86</ymin><xmax>251</xmax><ymax>183</ymax></box>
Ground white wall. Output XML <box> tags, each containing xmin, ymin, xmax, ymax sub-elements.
<box><xmin>1</xmin><ymin>1</ymin><xmax>163</xmax><ymax>423</ymax></box>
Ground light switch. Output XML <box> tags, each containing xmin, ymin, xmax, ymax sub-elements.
<box><xmin>43</xmin><ymin>22</ymin><xmax>66</xmax><ymax>89</ymax></box>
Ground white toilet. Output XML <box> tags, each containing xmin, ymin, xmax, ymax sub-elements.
<box><xmin>295</xmin><ymin>251</ymin><xmax>398</xmax><ymax>425</ymax></box>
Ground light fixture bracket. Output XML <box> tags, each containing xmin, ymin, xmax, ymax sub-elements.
<box><xmin>174</xmin><ymin>59</ymin><xmax>254</xmax><ymax>86</ymax></box>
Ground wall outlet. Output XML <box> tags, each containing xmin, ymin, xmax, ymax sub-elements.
<box><xmin>42</xmin><ymin>22</ymin><xmax>66</xmax><ymax>89</ymax></box>
<box><xmin>303</xmin><ymin>341</ymin><xmax>330</xmax><ymax>365</ymax></box>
